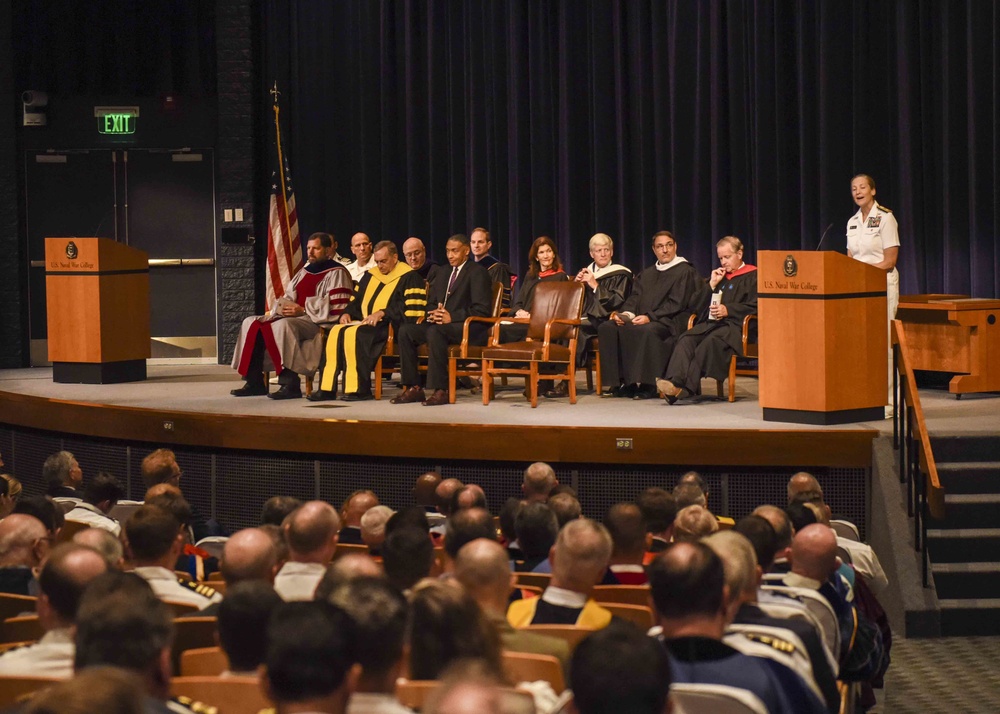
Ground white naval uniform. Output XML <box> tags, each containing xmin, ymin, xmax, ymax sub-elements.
<box><xmin>273</xmin><ymin>561</ymin><xmax>327</xmax><ymax>601</ymax></box>
<box><xmin>0</xmin><ymin>627</ymin><xmax>74</xmax><ymax>678</ymax></box>
<box><xmin>846</xmin><ymin>200</ymin><xmax>900</xmax><ymax>407</ymax></box>
<box><xmin>132</xmin><ymin>566</ymin><xmax>221</xmax><ymax>610</ymax></box>
<box><xmin>348</xmin><ymin>256</ymin><xmax>377</xmax><ymax>283</ymax></box>
<box><xmin>64</xmin><ymin>501</ymin><xmax>122</xmax><ymax>536</ymax></box>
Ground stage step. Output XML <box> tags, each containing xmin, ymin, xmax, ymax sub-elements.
<box><xmin>926</xmin><ymin>528</ymin><xmax>1000</xmax><ymax>563</ymax></box>
<box><xmin>935</xmin><ymin>462</ymin><xmax>1000</xmax><ymax>494</ymax></box>
<box><xmin>929</xmin><ymin>435</ymin><xmax>1000</xmax><ymax>463</ymax></box>
<box><xmin>937</xmin><ymin>598</ymin><xmax>1000</xmax><ymax>636</ymax></box>
<box><xmin>928</xmin><ymin>493</ymin><xmax>1000</xmax><ymax>530</ymax></box>
<box><xmin>931</xmin><ymin>562</ymin><xmax>1000</xmax><ymax>600</ymax></box>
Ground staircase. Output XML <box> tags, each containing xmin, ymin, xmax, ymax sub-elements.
<box><xmin>925</xmin><ymin>434</ymin><xmax>1000</xmax><ymax>635</ymax></box>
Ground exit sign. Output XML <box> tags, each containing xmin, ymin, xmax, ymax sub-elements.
<box><xmin>94</xmin><ymin>106</ymin><xmax>140</xmax><ymax>136</ymax></box>
<box><xmin>99</xmin><ymin>113</ymin><xmax>135</xmax><ymax>134</ymax></box>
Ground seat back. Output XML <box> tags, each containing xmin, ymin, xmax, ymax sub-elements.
<box><xmin>180</xmin><ymin>646</ymin><xmax>229</xmax><ymax>677</ymax></box>
<box><xmin>591</xmin><ymin>584</ymin><xmax>651</xmax><ymax>607</ymax></box>
<box><xmin>164</xmin><ymin>600</ymin><xmax>202</xmax><ymax>618</ymax></box>
<box><xmin>56</xmin><ymin>520</ymin><xmax>90</xmax><ymax>544</ymax></box>
<box><xmin>171</xmin><ymin>617</ymin><xmax>219</xmax><ymax>672</ymax></box>
<box><xmin>108</xmin><ymin>499</ymin><xmax>144</xmax><ymax>524</ymax></box>
<box><xmin>830</xmin><ymin>520</ymin><xmax>860</xmax><ymax>541</ymax></box>
<box><xmin>170</xmin><ymin>676</ymin><xmax>269</xmax><ymax>713</ymax></box>
<box><xmin>0</xmin><ymin>676</ymin><xmax>62</xmax><ymax>707</ymax></box>
<box><xmin>670</xmin><ymin>683</ymin><xmax>768</xmax><ymax>714</ymax></box>
<box><xmin>0</xmin><ymin>594</ymin><xmax>36</xmax><ymax>623</ymax></box>
<box><xmin>501</xmin><ymin>651</ymin><xmax>565</xmax><ymax>693</ymax></box>
<box><xmin>395</xmin><ymin>679</ymin><xmax>534</xmax><ymax>713</ymax></box>
<box><xmin>602</xmin><ymin>603</ymin><xmax>655</xmax><ymax>629</ymax></box>
<box><xmin>761</xmin><ymin>585</ymin><xmax>841</xmax><ymax>661</ymax></box>
<box><xmin>526</xmin><ymin>282</ymin><xmax>584</xmax><ymax>341</ymax></box>
<box><xmin>489</xmin><ymin>281</ymin><xmax>505</xmax><ymax>317</ymax></box>
<box><xmin>194</xmin><ymin>536</ymin><xmax>229</xmax><ymax>560</ymax></box>
<box><xmin>512</xmin><ymin>572</ymin><xmax>551</xmax><ymax>590</ymax></box>
<box><xmin>0</xmin><ymin>615</ymin><xmax>43</xmax><ymax>644</ymax></box>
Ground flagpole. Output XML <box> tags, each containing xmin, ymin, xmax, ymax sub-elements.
<box><xmin>270</xmin><ymin>82</ymin><xmax>293</xmax><ymax>251</ymax></box>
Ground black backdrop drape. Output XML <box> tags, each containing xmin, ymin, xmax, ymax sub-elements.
<box><xmin>263</xmin><ymin>0</ymin><xmax>999</xmax><ymax>297</ymax></box>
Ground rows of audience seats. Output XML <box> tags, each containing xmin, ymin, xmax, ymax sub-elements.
<box><xmin>0</xmin><ymin>448</ymin><xmax>890</xmax><ymax>713</ymax></box>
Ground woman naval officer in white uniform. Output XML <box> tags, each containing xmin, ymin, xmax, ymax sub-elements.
<box><xmin>846</xmin><ymin>173</ymin><xmax>899</xmax><ymax>416</ymax></box>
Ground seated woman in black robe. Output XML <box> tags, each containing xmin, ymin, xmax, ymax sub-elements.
<box><xmin>657</xmin><ymin>235</ymin><xmax>757</xmax><ymax>403</ymax></box>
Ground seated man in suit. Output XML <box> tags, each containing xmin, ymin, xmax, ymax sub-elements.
<box><xmin>392</xmin><ymin>233</ymin><xmax>493</xmax><ymax>406</ymax></box>
<box><xmin>470</xmin><ymin>226</ymin><xmax>514</xmax><ymax>311</ymax></box>
<box><xmin>506</xmin><ymin>518</ymin><xmax>614</xmax><ymax>629</ymax></box>
<box><xmin>309</xmin><ymin>240</ymin><xmax>427</xmax><ymax>402</ymax></box>
<box><xmin>230</xmin><ymin>232</ymin><xmax>353</xmax><ymax>399</ymax></box>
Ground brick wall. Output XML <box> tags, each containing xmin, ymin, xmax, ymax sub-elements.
<box><xmin>215</xmin><ymin>0</ymin><xmax>260</xmax><ymax>363</ymax></box>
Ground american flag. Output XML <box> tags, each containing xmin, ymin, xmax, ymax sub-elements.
<box><xmin>266</xmin><ymin>97</ymin><xmax>302</xmax><ymax>310</ymax></box>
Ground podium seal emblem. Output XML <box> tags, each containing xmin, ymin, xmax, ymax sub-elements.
<box><xmin>65</xmin><ymin>241</ymin><xmax>78</xmax><ymax>259</ymax></box>
<box><xmin>783</xmin><ymin>254</ymin><xmax>797</xmax><ymax>277</ymax></box>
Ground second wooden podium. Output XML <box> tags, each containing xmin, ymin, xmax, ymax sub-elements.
<box><xmin>45</xmin><ymin>237</ymin><xmax>150</xmax><ymax>384</ymax></box>
<box><xmin>758</xmin><ymin>250</ymin><xmax>887</xmax><ymax>424</ymax></box>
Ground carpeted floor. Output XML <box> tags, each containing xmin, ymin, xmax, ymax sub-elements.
<box><xmin>876</xmin><ymin>636</ymin><xmax>1000</xmax><ymax>712</ymax></box>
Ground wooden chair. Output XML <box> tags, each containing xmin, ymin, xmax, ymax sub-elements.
<box><xmin>0</xmin><ymin>640</ymin><xmax>35</xmax><ymax>655</ymax></box>
<box><xmin>684</xmin><ymin>312</ymin><xmax>758</xmax><ymax>402</ymax></box>
<box><xmin>0</xmin><ymin>616</ymin><xmax>43</xmax><ymax>644</ymax></box>
<box><xmin>180</xmin><ymin>646</ymin><xmax>229</xmax><ymax>677</ymax></box>
<box><xmin>445</xmin><ymin>282</ymin><xmax>505</xmax><ymax>403</ymax></box>
<box><xmin>602</xmin><ymin>603</ymin><xmax>655</xmax><ymax>629</ymax></box>
<box><xmin>512</xmin><ymin>572</ymin><xmax>551</xmax><ymax>590</ymax></box>
<box><xmin>0</xmin><ymin>594</ymin><xmax>36</xmax><ymax>622</ymax></box>
<box><xmin>171</xmin><ymin>617</ymin><xmax>218</xmax><ymax>673</ymax></box>
<box><xmin>56</xmin><ymin>520</ymin><xmax>90</xmax><ymax>544</ymax></box>
<box><xmin>0</xmin><ymin>676</ymin><xmax>61</xmax><ymax>707</ymax></box>
<box><xmin>170</xmin><ymin>676</ymin><xmax>269</xmax><ymax>713</ymax></box>
<box><xmin>502</xmin><ymin>651</ymin><xmax>565</xmax><ymax>693</ymax></box>
<box><xmin>481</xmin><ymin>282</ymin><xmax>586</xmax><ymax>407</ymax></box>
<box><xmin>395</xmin><ymin>680</ymin><xmax>534</xmax><ymax>713</ymax></box>
<box><xmin>518</xmin><ymin>625</ymin><xmax>596</xmax><ymax>653</ymax></box>
<box><xmin>373</xmin><ymin>324</ymin><xmax>398</xmax><ymax>400</ymax></box>
<box><xmin>591</xmin><ymin>585</ymin><xmax>651</xmax><ymax>607</ymax></box>
<box><xmin>517</xmin><ymin>585</ymin><xmax>543</xmax><ymax>599</ymax></box>
<box><xmin>335</xmin><ymin>542</ymin><xmax>371</xmax><ymax>558</ymax></box>
<box><xmin>207</xmin><ymin>571</ymin><xmax>224</xmax><ymax>582</ymax></box>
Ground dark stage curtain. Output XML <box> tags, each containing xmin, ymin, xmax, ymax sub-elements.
<box><xmin>264</xmin><ymin>0</ymin><xmax>999</xmax><ymax>298</ymax></box>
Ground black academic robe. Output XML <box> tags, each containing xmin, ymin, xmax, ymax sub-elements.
<box><xmin>664</xmin><ymin>265</ymin><xmax>757</xmax><ymax>394</ymax></box>
<box><xmin>597</xmin><ymin>260</ymin><xmax>703</xmax><ymax>386</ymax></box>
<box><xmin>320</xmin><ymin>266</ymin><xmax>427</xmax><ymax>395</ymax></box>
<box><xmin>477</xmin><ymin>254</ymin><xmax>515</xmax><ymax>310</ymax></box>
<box><xmin>416</xmin><ymin>260</ymin><xmax>444</xmax><ymax>288</ymax></box>
<box><xmin>578</xmin><ymin>264</ymin><xmax>633</xmax><ymax>365</ymax></box>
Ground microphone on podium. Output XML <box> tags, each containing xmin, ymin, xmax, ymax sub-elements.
<box><xmin>815</xmin><ymin>223</ymin><xmax>835</xmax><ymax>251</ymax></box>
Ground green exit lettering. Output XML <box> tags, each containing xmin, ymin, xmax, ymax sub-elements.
<box><xmin>98</xmin><ymin>114</ymin><xmax>135</xmax><ymax>135</ymax></box>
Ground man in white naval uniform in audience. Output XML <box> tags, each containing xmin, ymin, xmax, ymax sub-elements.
<box><xmin>273</xmin><ymin>500</ymin><xmax>341</xmax><ymax>601</ymax></box>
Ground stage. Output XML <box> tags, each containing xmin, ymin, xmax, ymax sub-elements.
<box><xmin>0</xmin><ymin>364</ymin><xmax>993</xmax><ymax>534</ymax></box>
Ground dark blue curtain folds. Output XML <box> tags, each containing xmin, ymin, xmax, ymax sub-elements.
<box><xmin>264</xmin><ymin>0</ymin><xmax>1000</xmax><ymax>297</ymax></box>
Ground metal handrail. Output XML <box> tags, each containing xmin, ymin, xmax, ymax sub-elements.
<box><xmin>891</xmin><ymin>319</ymin><xmax>945</xmax><ymax>587</ymax></box>
<box><xmin>31</xmin><ymin>258</ymin><xmax>214</xmax><ymax>268</ymax></box>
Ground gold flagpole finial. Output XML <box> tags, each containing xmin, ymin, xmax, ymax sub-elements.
<box><xmin>270</xmin><ymin>81</ymin><xmax>281</xmax><ymax>105</ymax></box>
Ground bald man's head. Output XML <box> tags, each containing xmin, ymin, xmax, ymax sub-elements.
<box><xmin>284</xmin><ymin>501</ymin><xmax>341</xmax><ymax>563</ymax></box>
<box><xmin>453</xmin><ymin>538</ymin><xmax>512</xmax><ymax>615</ymax></box>
<box><xmin>522</xmin><ymin>462</ymin><xmax>557</xmax><ymax>502</ymax></box>
<box><xmin>551</xmin><ymin>518</ymin><xmax>612</xmax><ymax>593</ymax></box>
<box><xmin>790</xmin><ymin>523</ymin><xmax>839</xmax><ymax>582</ymax></box>
<box><xmin>221</xmin><ymin>528</ymin><xmax>279</xmax><ymax>585</ymax></box>
<box><xmin>413</xmin><ymin>472</ymin><xmax>442</xmax><ymax>508</ymax></box>
<box><xmin>38</xmin><ymin>544</ymin><xmax>109</xmax><ymax>627</ymax></box>
<box><xmin>435</xmin><ymin>479</ymin><xmax>463</xmax><ymax>516</ymax></box>
<box><xmin>0</xmin><ymin>513</ymin><xmax>49</xmax><ymax>568</ymax></box>
<box><xmin>342</xmin><ymin>491</ymin><xmax>379</xmax><ymax>528</ymax></box>
<box><xmin>752</xmin><ymin>505</ymin><xmax>794</xmax><ymax>551</ymax></box>
<box><xmin>787</xmin><ymin>472</ymin><xmax>823</xmax><ymax>503</ymax></box>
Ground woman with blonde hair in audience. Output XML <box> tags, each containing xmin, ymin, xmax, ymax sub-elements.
<box><xmin>0</xmin><ymin>473</ymin><xmax>22</xmax><ymax>518</ymax></box>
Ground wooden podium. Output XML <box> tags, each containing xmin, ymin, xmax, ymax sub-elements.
<box><xmin>45</xmin><ymin>237</ymin><xmax>150</xmax><ymax>383</ymax></box>
<box><xmin>758</xmin><ymin>251</ymin><xmax>887</xmax><ymax>424</ymax></box>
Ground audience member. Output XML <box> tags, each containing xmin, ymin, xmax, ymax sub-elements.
<box><xmin>454</xmin><ymin>538</ymin><xmax>569</xmax><ymax>670</ymax></box>
<box><xmin>141</xmin><ymin>448</ymin><xmax>182</xmax><ymax>490</ymax></box>
<box><xmin>604</xmin><ymin>503</ymin><xmax>650</xmax><ymax>585</ymax></box>
<box><xmin>0</xmin><ymin>543</ymin><xmax>107</xmax><ymax>678</ymax></box>
<box><xmin>507</xmin><ymin>518</ymin><xmax>614</xmax><ymax>628</ymax></box>
<box><xmin>44</xmin><ymin>450</ymin><xmax>83</xmax><ymax>500</ymax></box>
<box><xmin>325</xmin><ymin>577</ymin><xmax>411</xmax><ymax>714</ymax></box>
<box><xmin>360</xmin><ymin>505</ymin><xmax>394</xmax><ymax>554</ymax></box>
<box><xmin>514</xmin><ymin>502</ymin><xmax>558</xmax><ymax>571</ymax></box>
<box><xmin>648</xmin><ymin>542</ymin><xmax>801</xmax><ymax>714</ymax></box>
<box><xmin>672</xmin><ymin>481</ymin><xmax>706</xmax><ymax>509</ymax></box>
<box><xmin>382</xmin><ymin>526</ymin><xmax>435</xmax><ymax>593</ymax></box>
<box><xmin>734</xmin><ymin>514</ymin><xmax>779</xmax><ymax>571</ymax></box>
<box><xmin>752</xmin><ymin>505</ymin><xmax>794</xmax><ymax>572</ymax></box>
<box><xmin>275</xmin><ymin>500</ymin><xmax>341</xmax><ymax>600</ymax></box>
<box><xmin>314</xmin><ymin>553</ymin><xmax>384</xmax><ymax>601</ymax></box>
<box><xmin>64</xmin><ymin>472</ymin><xmax>124</xmax><ymax>535</ymax></box>
<box><xmin>450</xmin><ymin>484</ymin><xmax>488</xmax><ymax>512</ymax></box>
<box><xmin>13</xmin><ymin>495</ymin><xmax>63</xmax><ymax>538</ymax></box>
<box><xmin>423</xmin><ymin>660</ymin><xmax>510</xmax><ymax>714</ymax></box>
<box><xmin>547</xmin><ymin>492</ymin><xmax>582</xmax><ymax>529</ymax></box>
<box><xmin>260</xmin><ymin>523</ymin><xmax>290</xmax><ymax>566</ymax></box>
<box><xmin>413</xmin><ymin>472</ymin><xmax>442</xmax><ymax>512</ymax></box>
<box><xmin>385</xmin><ymin>507</ymin><xmax>431</xmax><ymax>536</ymax></box>
<box><xmin>220</xmin><ymin>527</ymin><xmax>280</xmax><ymax>585</ymax></box>
<box><xmin>636</xmin><ymin>487</ymin><xmax>676</xmax><ymax>562</ymax></box>
<box><xmin>23</xmin><ymin>666</ymin><xmax>146</xmax><ymax>714</ymax></box>
<box><xmin>442</xmin><ymin>508</ymin><xmax>496</xmax><ymax>569</ymax></box>
<box><xmin>339</xmin><ymin>490</ymin><xmax>379</xmax><ymax>545</ymax></box>
<box><xmin>785</xmin><ymin>502</ymin><xmax>817</xmax><ymax>533</ymax></box>
<box><xmin>261</xmin><ymin>601</ymin><xmax>359</xmax><ymax>714</ymax></box>
<box><xmin>73</xmin><ymin>527</ymin><xmax>126</xmax><ymax>570</ymax></box>
<box><xmin>407</xmin><ymin>579</ymin><xmax>504</xmax><ymax>681</ymax></box>
<box><xmin>498</xmin><ymin>498</ymin><xmax>523</xmax><ymax>560</ymax></box>
<box><xmin>522</xmin><ymin>462</ymin><xmax>557</xmax><ymax>503</ymax></box>
<box><xmin>126</xmin><ymin>505</ymin><xmax>221</xmax><ymax>609</ymax></box>
<box><xmin>570</xmin><ymin>624</ymin><xmax>672</xmax><ymax>714</ymax></box>
<box><xmin>0</xmin><ymin>513</ymin><xmax>50</xmax><ymax>595</ymax></box>
<box><xmin>262</xmin><ymin>495</ymin><xmax>303</xmax><ymax>527</ymax></box>
<box><xmin>434</xmin><ymin>479</ymin><xmax>464</xmax><ymax>520</ymax></box>
<box><xmin>217</xmin><ymin>581</ymin><xmax>283</xmax><ymax>677</ymax></box>
<box><xmin>672</xmin><ymin>504</ymin><xmax>719</xmax><ymax>542</ymax></box>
